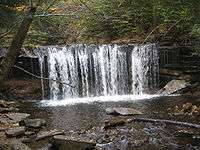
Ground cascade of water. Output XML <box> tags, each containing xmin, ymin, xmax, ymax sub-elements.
<box><xmin>36</xmin><ymin>49</ymin><xmax>45</xmax><ymax>100</ymax></box>
<box><xmin>37</xmin><ymin>44</ymin><xmax>159</xmax><ymax>100</ymax></box>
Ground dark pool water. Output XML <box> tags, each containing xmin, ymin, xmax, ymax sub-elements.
<box><xmin>18</xmin><ymin>95</ymin><xmax>200</xmax><ymax>149</ymax></box>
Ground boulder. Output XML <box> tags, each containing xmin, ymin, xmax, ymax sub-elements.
<box><xmin>5</xmin><ymin>127</ymin><xmax>25</xmax><ymax>137</ymax></box>
<box><xmin>157</xmin><ymin>80</ymin><xmax>191</xmax><ymax>95</ymax></box>
<box><xmin>106</xmin><ymin>107</ymin><xmax>142</xmax><ymax>116</ymax></box>
<box><xmin>51</xmin><ymin>135</ymin><xmax>96</xmax><ymax>150</ymax></box>
<box><xmin>21</xmin><ymin>118</ymin><xmax>46</xmax><ymax>128</ymax></box>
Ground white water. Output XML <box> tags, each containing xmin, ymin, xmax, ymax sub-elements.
<box><xmin>38</xmin><ymin>44</ymin><xmax>159</xmax><ymax>104</ymax></box>
<box><xmin>41</xmin><ymin>94</ymin><xmax>160</xmax><ymax>106</ymax></box>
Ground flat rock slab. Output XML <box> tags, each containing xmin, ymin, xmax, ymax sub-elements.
<box><xmin>6</xmin><ymin>113</ymin><xmax>30</xmax><ymax>123</ymax></box>
<box><xmin>36</xmin><ymin>129</ymin><xmax>64</xmax><ymax>140</ymax></box>
<box><xmin>52</xmin><ymin>135</ymin><xmax>96</xmax><ymax>150</ymax></box>
<box><xmin>106</xmin><ymin>107</ymin><xmax>142</xmax><ymax>116</ymax></box>
<box><xmin>5</xmin><ymin>126</ymin><xmax>25</xmax><ymax>137</ymax></box>
<box><xmin>21</xmin><ymin>118</ymin><xmax>46</xmax><ymax>128</ymax></box>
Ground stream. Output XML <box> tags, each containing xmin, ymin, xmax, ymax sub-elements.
<box><xmin>18</xmin><ymin>95</ymin><xmax>200</xmax><ymax>149</ymax></box>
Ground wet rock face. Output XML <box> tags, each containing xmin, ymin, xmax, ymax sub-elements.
<box><xmin>158</xmin><ymin>79</ymin><xmax>191</xmax><ymax>95</ymax></box>
<box><xmin>106</xmin><ymin>107</ymin><xmax>142</xmax><ymax>116</ymax></box>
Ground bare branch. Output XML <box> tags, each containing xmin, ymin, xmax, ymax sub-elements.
<box><xmin>35</xmin><ymin>14</ymin><xmax>73</xmax><ymax>17</ymax></box>
<box><xmin>142</xmin><ymin>19</ymin><xmax>183</xmax><ymax>44</ymax></box>
<box><xmin>13</xmin><ymin>65</ymin><xmax>76</xmax><ymax>88</ymax></box>
<box><xmin>77</xmin><ymin>0</ymin><xmax>105</xmax><ymax>21</ymax></box>
<box><xmin>29</xmin><ymin>0</ymin><xmax>33</xmax><ymax>8</ymax></box>
<box><xmin>161</xmin><ymin>19</ymin><xmax>183</xmax><ymax>39</ymax></box>
<box><xmin>42</xmin><ymin>0</ymin><xmax>57</xmax><ymax>14</ymax></box>
<box><xmin>141</xmin><ymin>24</ymin><xmax>164</xmax><ymax>45</ymax></box>
<box><xmin>0</xmin><ymin>25</ymin><xmax>17</xmax><ymax>38</ymax></box>
<box><xmin>135</xmin><ymin>117</ymin><xmax>200</xmax><ymax>128</ymax></box>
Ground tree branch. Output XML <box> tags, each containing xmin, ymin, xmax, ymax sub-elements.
<box><xmin>141</xmin><ymin>24</ymin><xmax>164</xmax><ymax>45</ymax></box>
<box><xmin>135</xmin><ymin>117</ymin><xmax>200</xmax><ymax>128</ymax></box>
<box><xmin>160</xmin><ymin>19</ymin><xmax>183</xmax><ymax>40</ymax></box>
<box><xmin>0</xmin><ymin>25</ymin><xmax>17</xmax><ymax>38</ymax></box>
<box><xmin>0</xmin><ymin>6</ymin><xmax>37</xmax><ymax>84</ymax></box>
<box><xmin>13</xmin><ymin>65</ymin><xmax>75</xmax><ymax>88</ymax></box>
<box><xmin>77</xmin><ymin>0</ymin><xmax>105</xmax><ymax>21</ymax></box>
<box><xmin>141</xmin><ymin>19</ymin><xmax>183</xmax><ymax>44</ymax></box>
<box><xmin>35</xmin><ymin>13</ymin><xmax>74</xmax><ymax>17</ymax></box>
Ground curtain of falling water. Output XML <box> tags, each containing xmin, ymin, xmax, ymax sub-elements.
<box><xmin>37</xmin><ymin>44</ymin><xmax>159</xmax><ymax>100</ymax></box>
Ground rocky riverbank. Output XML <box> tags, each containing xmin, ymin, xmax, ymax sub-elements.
<box><xmin>0</xmin><ymin>100</ymin><xmax>64</xmax><ymax>150</ymax></box>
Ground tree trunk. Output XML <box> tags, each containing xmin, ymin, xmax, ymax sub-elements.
<box><xmin>0</xmin><ymin>7</ymin><xmax>37</xmax><ymax>86</ymax></box>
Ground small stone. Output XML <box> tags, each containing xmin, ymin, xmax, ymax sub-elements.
<box><xmin>132</xmin><ymin>139</ymin><xmax>147</xmax><ymax>147</ymax></box>
<box><xmin>0</xmin><ymin>139</ymin><xmax>11</xmax><ymax>150</ymax></box>
<box><xmin>106</xmin><ymin>107</ymin><xmax>142</xmax><ymax>116</ymax></box>
<box><xmin>96</xmin><ymin>139</ymin><xmax>129</xmax><ymax>150</ymax></box>
<box><xmin>22</xmin><ymin>118</ymin><xmax>46</xmax><ymax>128</ymax></box>
<box><xmin>25</xmin><ymin>131</ymin><xmax>35</xmax><ymax>136</ymax></box>
<box><xmin>104</xmin><ymin>118</ymin><xmax>126</xmax><ymax>129</ymax></box>
<box><xmin>0</xmin><ymin>100</ymin><xmax>8</xmax><ymax>108</ymax></box>
<box><xmin>19</xmin><ymin>137</ymin><xmax>32</xmax><ymax>143</ymax></box>
<box><xmin>192</xmin><ymin>135</ymin><xmax>200</xmax><ymax>139</ymax></box>
<box><xmin>0</xmin><ymin>131</ymin><xmax>6</xmax><ymax>139</ymax></box>
<box><xmin>37</xmin><ymin>144</ymin><xmax>53</xmax><ymax>150</ymax></box>
<box><xmin>191</xmin><ymin>105</ymin><xmax>200</xmax><ymax>116</ymax></box>
<box><xmin>5</xmin><ymin>127</ymin><xmax>25</xmax><ymax>137</ymax></box>
<box><xmin>10</xmin><ymin>139</ymin><xmax>32</xmax><ymax>150</ymax></box>
<box><xmin>177</xmin><ymin>130</ymin><xmax>194</xmax><ymax>138</ymax></box>
<box><xmin>182</xmin><ymin>103</ymin><xmax>193</xmax><ymax>113</ymax></box>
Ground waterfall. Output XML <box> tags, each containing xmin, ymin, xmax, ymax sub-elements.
<box><xmin>38</xmin><ymin>44</ymin><xmax>159</xmax><ymax>100</ymax></box>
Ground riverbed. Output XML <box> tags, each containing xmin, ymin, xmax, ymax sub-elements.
<box><xmin>17</xmin><ymin>95</ymin><xmax>200</xmax><ymax>149</ymax></box>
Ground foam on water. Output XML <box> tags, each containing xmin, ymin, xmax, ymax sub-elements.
<box><xmin>41</xmin><ymin>94</ymin><xmax>160</xmax><ymax>106</ymax></box>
